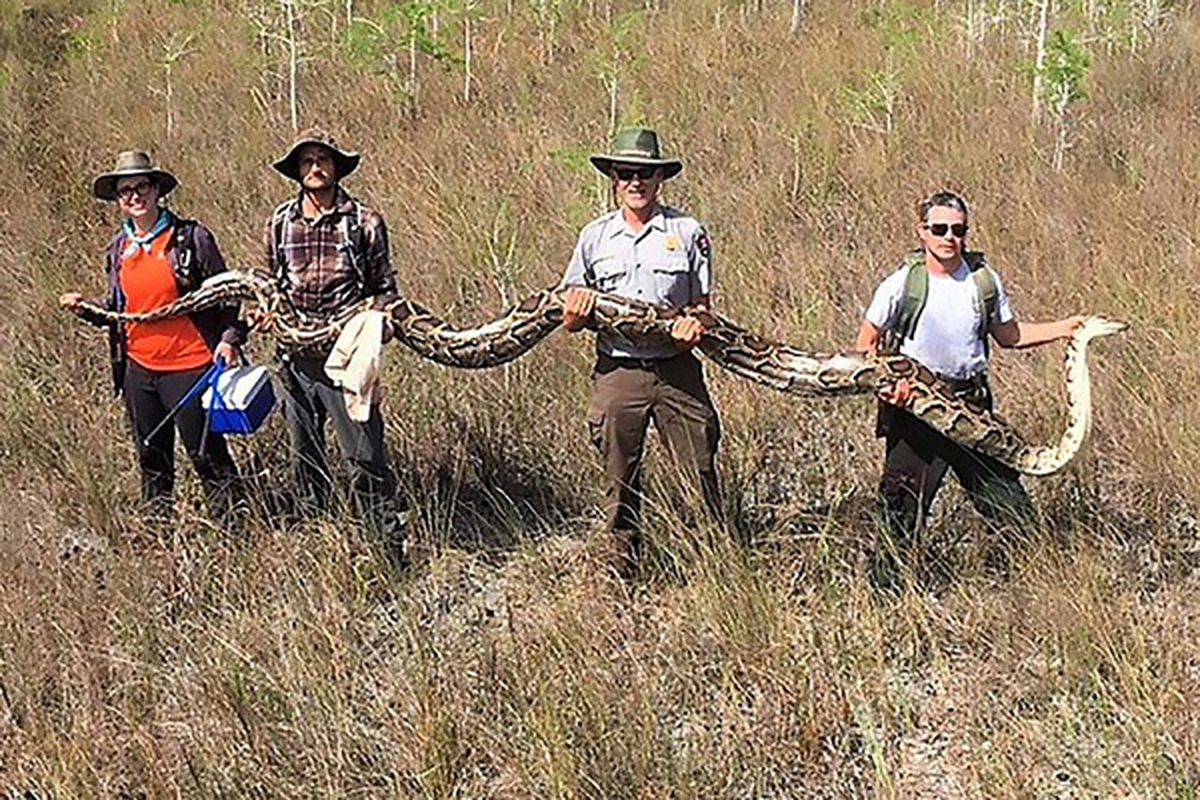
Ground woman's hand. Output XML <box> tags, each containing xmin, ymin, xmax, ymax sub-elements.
<box><xmin>214</xmin><ymin>341</ymin><xmax>238</xmax><ymax>366</ymax></box>
<box><xmin>59</xmin><ymin>292</ymin><xmax>84</xmax><ymax>313</ymax></box>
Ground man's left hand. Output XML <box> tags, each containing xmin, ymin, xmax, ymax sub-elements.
<box><xmin>879</xmin><ymin>378</ymin><xmax>914</xmax><ymax>408</ymax></box>
<box><xmin>670</xmin><ymin>315</ymin><xmax>704</xmax><ymax>347</ymax></box>
<box><xmin>1061</xmin><ymin>315</ymin><xmax>1087</xmax><ymax>338</ymax></box>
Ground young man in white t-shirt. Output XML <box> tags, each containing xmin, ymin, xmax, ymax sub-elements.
<box><xmin>855</xmin><ymin>191</ymin><xmax>1083</xmax><ymax>588</ymax></box>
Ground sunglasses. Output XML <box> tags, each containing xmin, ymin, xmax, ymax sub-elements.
<box><xmin>924</xmin><ymin>222</ymin><xmax>969</xmax><ymax>238</ymax></box>
<box><xmin>116</xmin><ymin>180</ymin><xmax>156</xmax><ymax>199</ymax></box>
<box><xmin>613</xmin><ymin>166</ymin><xmax>660</xmax><ymax>181</ymax></box>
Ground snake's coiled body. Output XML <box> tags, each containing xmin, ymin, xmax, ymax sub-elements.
<box><xmin>74</xmin><ymin>270</ymin><xmax>1125</xmax><ymax>476</ymax></box>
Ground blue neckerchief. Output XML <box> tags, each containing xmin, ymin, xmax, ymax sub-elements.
<box><xmin>123</xmin><ymin>209</ymin><xmax>174</xmax><ymax>252</ymax></box>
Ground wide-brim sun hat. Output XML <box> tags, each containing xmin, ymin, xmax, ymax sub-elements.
<box><xmin>273</xmin><ymin>129</ymin><xmax>361</xmax><ymax>182</ymax></box>
<box><xmin>589</xmin><ymin>127</ymin><xmax>683</xmax><ymax>180</ymax></box>
<box><xmin>92</xmin><ymin>151</ymin><xmax>179</xmax><ymax>201</ymax></box>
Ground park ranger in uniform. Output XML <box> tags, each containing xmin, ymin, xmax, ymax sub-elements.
<box><xmin>560</xmin><ymin>127</ymin><xmax>723</xmax><ymax>578</ymax></box>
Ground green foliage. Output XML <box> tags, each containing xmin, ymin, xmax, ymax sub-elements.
<box><xmin>1042</xmin><ymin>29</ymin><xmax>1090</xmax><ymax>114</ymax></box>
<box><xmin>839</xmin><ymin>68</ymin><xmax>901</xmax><ymax>134</ymax></box>
<box><xmin>343</xmin><ymin>0</ymin><xmax>465</xmax><ymax>115</ymax></box>
<box><xmin>0</xmin><ymin>0</ymin><xmax>26</xmax><ymax>24</ymax></box>
<box><xmin>345</xmin><ymin>16</ymin><xmax>386</xmax><ymax>65</ymax></box>
<box><xmin>385</xmin><ymin>0</ymin><xmax>461</xmax><ymax>67</ymax></box>
<box><xmin>546</xmin><ymin>143</ymin><xmax>592</xmax><ymax>176</ymax></box>
<box><xmin>1073</xmin><ymin>0</ymin><xmax>1173</xmax><ymax>54</ymax></box>
<box><xmin>528</xmin><ymin>0</ymin><xmax>574</xmax><ymax>57</ymax></box>
<box><xmin>586</xmin><ymin>10</ymin><xmax>647</xmax><ymax>132</ymax></box>
<box><xmin>841</xmin><ymin>0</ymin><xmax>932</xmax><ymax>136</ymax></box>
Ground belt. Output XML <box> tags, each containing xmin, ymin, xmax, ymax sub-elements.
<box><xmin>596</xmin><ymin>351</ymin><xmax>686</xmax><ymax>372</ymax></box>
<box><xmin>933</xmin><ymin>371</ymin><xmax>990</xmax><ymax>407</ymax></box>
<box><xmin>278</xmin><ymin>343</ymin><xmax>333</xmax><ymax>362</ymax></box>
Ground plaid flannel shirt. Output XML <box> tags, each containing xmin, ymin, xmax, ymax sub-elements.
<box><xmin>265</xmin><ymin>187</ymin><xmax>397</xmax><ymax>316</ymax></box>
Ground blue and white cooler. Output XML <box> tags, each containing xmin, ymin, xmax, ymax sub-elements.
<box><xmin>202</xmin><ymin>363</ymin><xmax>276</xmax><ymax>435</ymax></box>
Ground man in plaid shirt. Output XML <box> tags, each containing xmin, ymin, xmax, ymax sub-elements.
<box><xmin>265</xmin><ymin>130</ymin><xmax>404</xmax><ymax>566</ymax></box>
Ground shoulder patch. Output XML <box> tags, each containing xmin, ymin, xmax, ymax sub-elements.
<box><xmin>696</xmin><ymin>229</ymin><xmax>712</xmax><ymax>261</ymax></box>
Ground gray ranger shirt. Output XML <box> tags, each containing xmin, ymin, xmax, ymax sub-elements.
<box><xmin>561</xmin><ymin>205</ymin><xmax>713</xmax><ymax>360</ymax></box>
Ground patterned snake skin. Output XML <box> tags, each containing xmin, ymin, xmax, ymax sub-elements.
<box><xmin>71</xmin><ymin>270</ymin><xmax>1126</xmax><ymax>475</ymax></box>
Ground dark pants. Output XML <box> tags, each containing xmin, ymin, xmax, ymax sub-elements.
<box><xmin>587</xmin><ymin>352</ymin><xmax>722</xmax><ymax>570</ymax></box>
<box><xmin>278</xmin><ymin>351</ymin><xmax>401</xmax><ymax>539</ymax></box>
<box><xmin>123</xmin><ymin>360</ymin><xmax>240</xmax><ymax>526</ymax></box>
<box><xmin>873</xmin><ymin>398</ymin><xmax>1035</xmax><ymax>587</ymax></box>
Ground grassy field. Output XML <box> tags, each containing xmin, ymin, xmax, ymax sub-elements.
<box><xmin>1</xmin><ymin>0</ymin><xmax>1198</xmax><ymax>795</ymax></box>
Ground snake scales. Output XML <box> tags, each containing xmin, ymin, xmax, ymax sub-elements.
<box><xmin>71</xmin><ymin>270</ymin><xmax>1126</xmax><ymax>476</ymax></box>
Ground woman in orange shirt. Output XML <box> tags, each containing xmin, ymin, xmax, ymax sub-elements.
<box><xmin>61</xmin><ymin>152</ymin><xmax>244</xmax><ymax>528</ymax></box>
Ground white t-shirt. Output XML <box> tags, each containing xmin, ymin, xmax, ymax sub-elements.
<box><xmin>865</xmin><ymin>261</ymin><xmax>1015</xmax><ymax>380</ymax></box>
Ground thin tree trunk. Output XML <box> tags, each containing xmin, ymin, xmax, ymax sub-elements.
<box><xmin>464</xmin><ymin>16</ymin><xmax>473</xmax><ymax>104</ymax></box>
<box><xmin>408</xmin><ymin>34</ymin><xmax>418</xmax><ymax>115</ymax></box>
<box><xmin>285</xmin><ymin>0</ymin><xmax>300</xmax><ymax>132</ymax></box>
<box><xmin>1031</xmin><ymin>0</ymin><xmax>1051</xmax><ymax>124</ymax></box>
<box><xmin>789</xmin><ymin>0</ymin><xmax>807</xmax><ymax>36</ymax></box>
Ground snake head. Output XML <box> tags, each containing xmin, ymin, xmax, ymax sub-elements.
<box><xmin>1080</xmin><ymin>315</ymin><xmax>1130</xmax><ymax>341</ymax></box>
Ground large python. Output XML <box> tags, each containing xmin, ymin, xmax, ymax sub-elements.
<box><xmin>70</xmin><ymin>270</ymin><xmax>1126</xmax><ymax>476</ymax></box>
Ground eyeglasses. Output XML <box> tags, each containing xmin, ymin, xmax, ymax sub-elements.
<box><xmin>613</xmin><ymin>166</ymin><xmax>660</xmax><ymax>181</ymax></box>
<box><xmin>116</xmin><ymin>180</ymin><xmax>156</xmax><ymax>199</ymax></box>
<box><xmin>924</xmin><ymin>222</ymin><xmax>968</xmax><ymax>238</ymax></box>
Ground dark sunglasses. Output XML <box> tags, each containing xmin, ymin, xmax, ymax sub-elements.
<box><xmin>924</xmin><ymin>222</ymin><xmax>968</xmax><ymax>238</ymax></box>
<box><xmin>613</xmin><ymin>165</ymin><xmax>660</xmax><ymax>181</ymax></box>
<box><xmin>116</xmin><ymin>180</ymin><xmax>156</xmax><ymax>199</ymax></box>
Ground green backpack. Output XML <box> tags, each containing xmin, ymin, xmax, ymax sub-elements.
<box><xmin>886</xmin><ymin>250</ymin><xmax>999</xmax><ymax>354</ymax></box>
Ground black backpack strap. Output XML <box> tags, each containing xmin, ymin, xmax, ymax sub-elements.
<box><xmin>339</xmin><ymin>199</ymin><xmax>367</xmax><ymax>291</ymax></box>
<box><xmin>171</xmin><ymin>217</ymin><xmax>199</xmax><ymax>288</ymax></box>
<box><xmin>104</xmin><ymin>229</ymin><xmax>129</xmax><ymax>312</ymax></box>
<box><xmin>271</xmin><ymin>200</ymin><xmax>296</xmax><ymax>291</ymax></box>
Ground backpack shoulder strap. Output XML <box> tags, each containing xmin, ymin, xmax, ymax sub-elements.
<box><xmin>105</xmin><ymin>230</ymin><xmax>127</xmax><ymax>273</ymax></box>
<box><xmin>172</xmin><ymin>217</ymin><xmax>199</xmax><ymax>284</ymax></box>
<box><xmin>964</xmin><ymin>250</ymin><xmax>998</xmax><ymax>340</ymax></box>
<box><xmin>339</xmin><ymin>199</ymin><xmax>367</xmax><ymax>288</ymax></box>
<box><xmin>271</xmin><ymin>199</ymin><xmax>296</xmax><ymax>288</ymax></box>
<box><xmin>893</xmin><ymin>250</ymin><xmax>928</xmax><ymax>344</ymax></box>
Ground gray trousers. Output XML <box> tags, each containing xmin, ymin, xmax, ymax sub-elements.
<box><xmin>278</xmin><ymin>351</ymin><xmax>399</xmax><ymax>527</ymax></box>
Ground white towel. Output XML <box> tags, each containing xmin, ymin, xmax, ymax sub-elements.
<box><xmin>324</xmin><ymin>310</ymin><xmax>386</xmax><ymax>422</ymax></box>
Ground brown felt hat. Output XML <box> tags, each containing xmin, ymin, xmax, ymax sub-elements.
<box><xmin>589</xmin><ymin>127</ymin><xmax>683</xmax><ymax>180</ymax></box>
<box><xmin>92</xmin><ymin>151</ymin><xmax>178</xmax><ymax>201</ymax></box>
<box><xmin>272</xmin><ymin>129</ymin><xmax>361</xmax><ymax>182</ymax></box>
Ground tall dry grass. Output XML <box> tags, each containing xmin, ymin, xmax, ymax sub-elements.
<box><xmin>1</xmin><ymin>0</ymin><xmax>1198</xmax><ymax>796</ymax></box>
